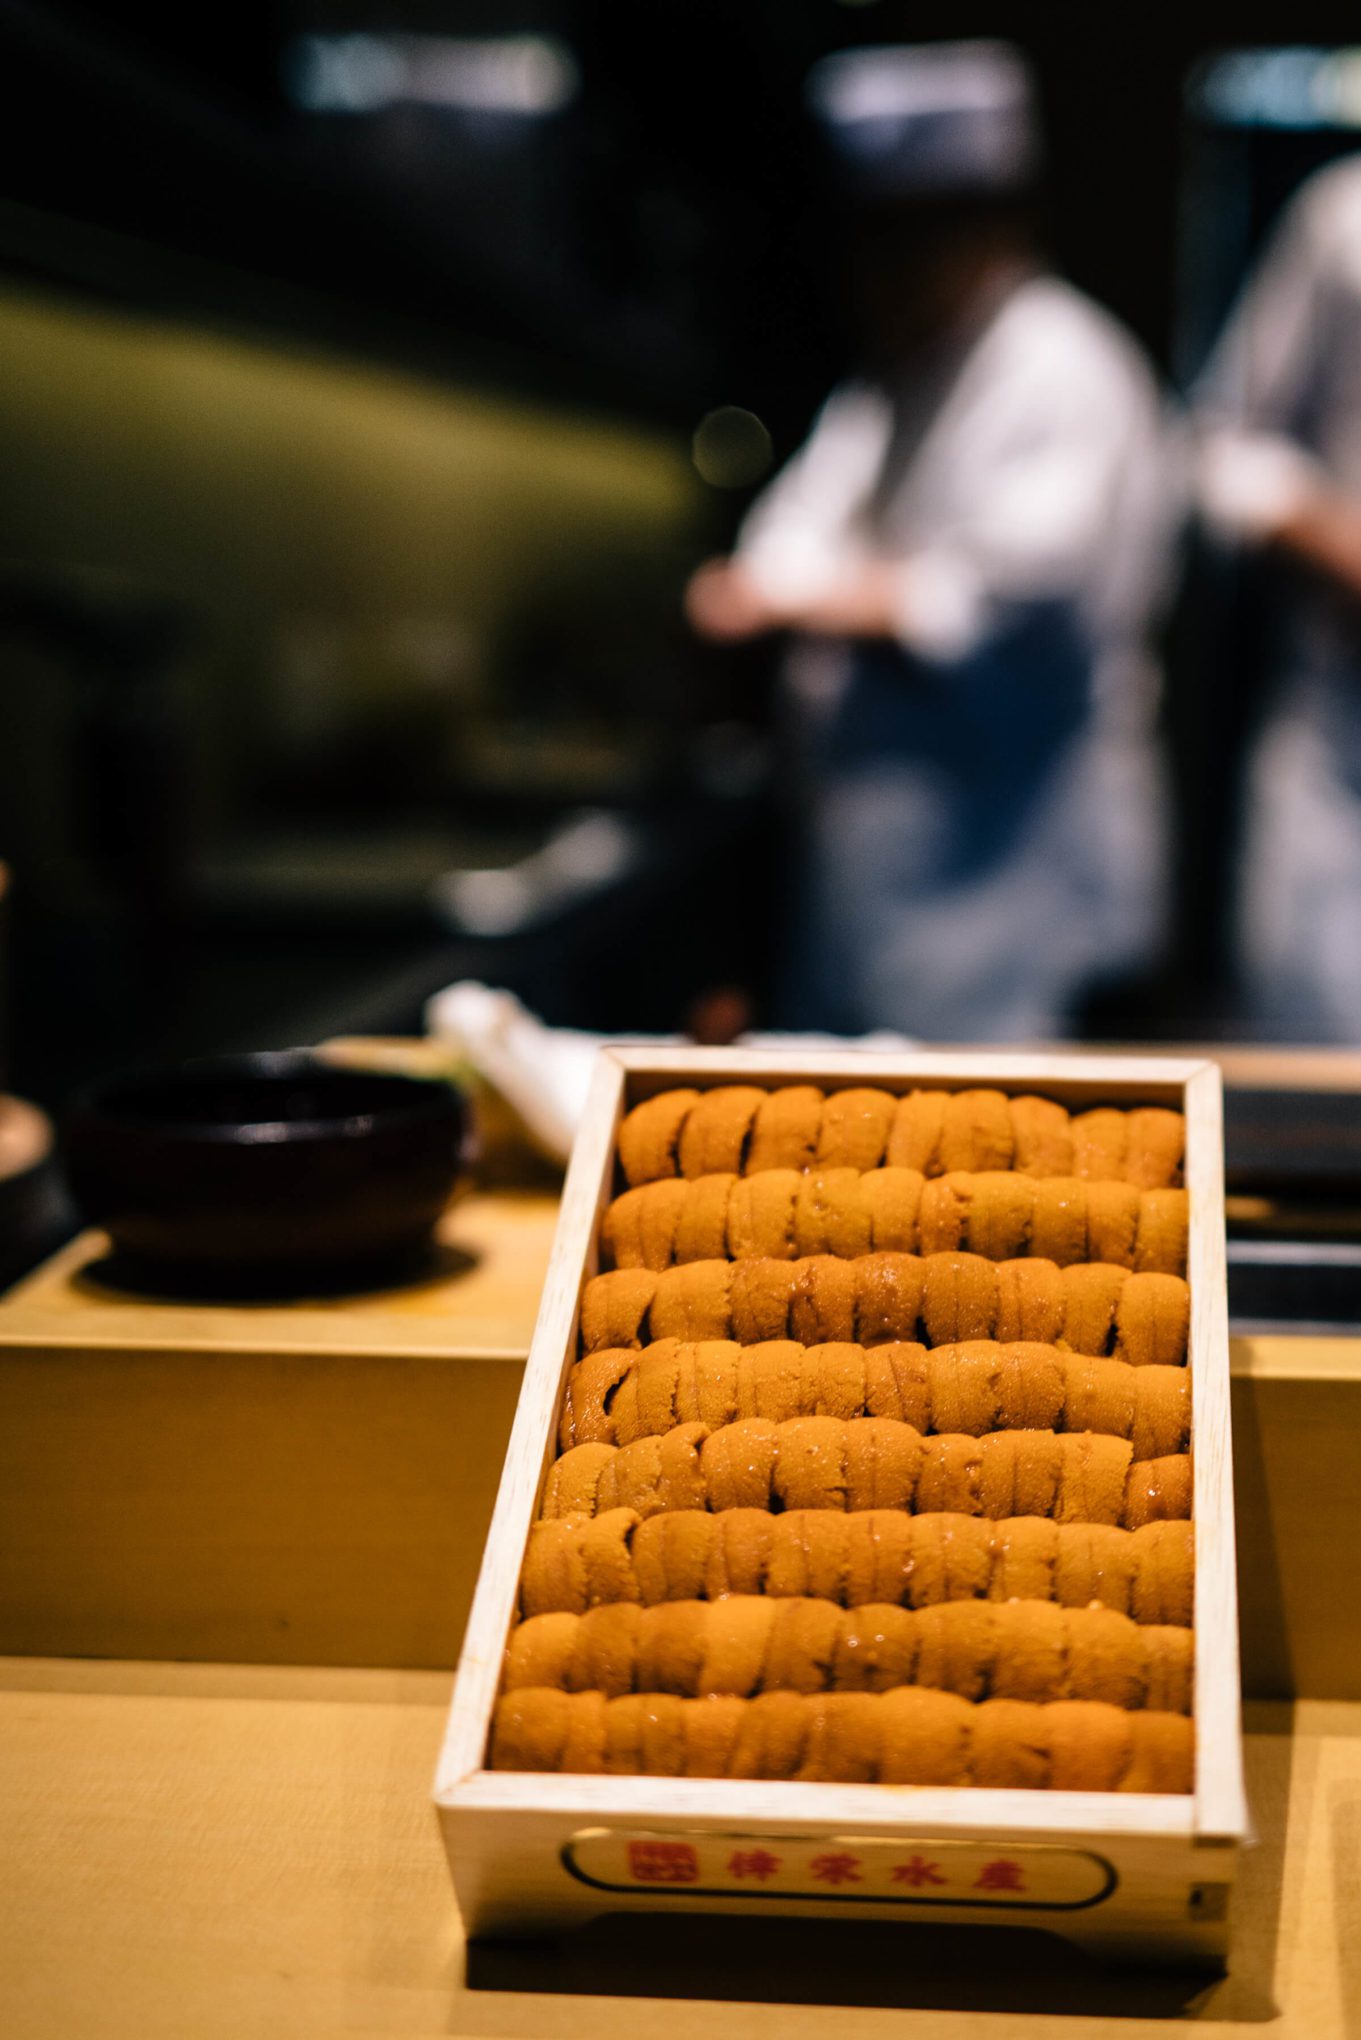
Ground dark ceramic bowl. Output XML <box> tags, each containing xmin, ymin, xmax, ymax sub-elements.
<box><xmin>63</xmin><ymin>1052</ymin><xmax>475</xmax><ymax>1274</ymax></box>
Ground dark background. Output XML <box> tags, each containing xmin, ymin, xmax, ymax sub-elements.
<box><xmin>11</xmin><ymin>3</ymin><xmax>1351</xmax><ymax>435</ymax></box>
<box><xmin>7</xmin><ymin>5</ymin><xmax>1361</xmax><ymax>1110</ymax></box>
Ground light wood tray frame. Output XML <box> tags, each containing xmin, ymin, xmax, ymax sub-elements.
<box><xmin>435</xmin><ymin>1048</ymin><xmax>1247</xmax><ymax>1964</ymax></box>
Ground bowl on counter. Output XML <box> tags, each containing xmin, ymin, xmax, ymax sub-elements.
<box><xmin>63</xmin><ymin>1051</ymin><xmax>475</xmax><ymax>1277</ymax></box>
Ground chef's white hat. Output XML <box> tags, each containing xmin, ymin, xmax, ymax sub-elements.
<box><xmin>807</xmin><ymin>40</ymin><xmax>1040</xmax><ymax>199</ymax></box>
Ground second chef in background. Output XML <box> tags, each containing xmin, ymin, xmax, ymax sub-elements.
<box><xmin>687</xmin><ymin>41</ymin><xmax>1181</xmax><ymax>1042</ymax></box>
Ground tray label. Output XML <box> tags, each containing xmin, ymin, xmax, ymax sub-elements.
<box><xmin>563</xmin><ymin>1831</ymin><xmax>1116</xmax><ymax>1909</ymax></box>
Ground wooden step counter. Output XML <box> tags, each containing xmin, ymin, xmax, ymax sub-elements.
<box><xmin>2</xmin><ymin>1187</ymin><xmax>1361</xmax><ymax>1696</ymax></box>
<box><xmin>0</xmin><ymin>1193</ymin><xmax>558</xmax><ymax>1667</ymax></box>
<box><xmin>1</xmin><ymin>1655</ymin><xmax>1356</xmax><ymax>2040</ymax></box>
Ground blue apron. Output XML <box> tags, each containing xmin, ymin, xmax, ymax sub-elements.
<box><xmin>781</xmin><ymin>603</ymin><xmax>1113</xmax><ymax>1038</ymax></box>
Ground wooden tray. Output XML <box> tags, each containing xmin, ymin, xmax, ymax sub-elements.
<box><xmin>435</xmin><ymin>1048</ymin><xmax>1247</xmax><ymax>1964</ymax></box>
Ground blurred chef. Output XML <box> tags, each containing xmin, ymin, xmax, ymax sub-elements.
<box><xmin>686</xmin><ymin>41</ymin><xmax>1177</xmax><ymax>1041</ymax></box>
<box><xmin>1197</xmin><ymin>155</ymin><xmax>1361</xmax><ymax>1041</ymax></box>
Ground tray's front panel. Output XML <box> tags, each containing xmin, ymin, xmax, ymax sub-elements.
<box><xmin>445</xmin><ymin>1802</ymin><xmax>1232</xmax><ymax>1964</ymax></box>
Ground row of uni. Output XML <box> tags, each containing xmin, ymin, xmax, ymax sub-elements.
<box><xmin>490</xmin><ymin>1087</ymin><xmax>1196</xmax><ymax>1790</ymax></box>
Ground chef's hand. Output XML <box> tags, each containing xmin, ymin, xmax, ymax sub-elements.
<box><xmin>683</xmin><ymin>558</ymin><xmax>783</xmax><ymax>641</ymax></box>
<box><xmin>685</xmin><ymin>556</ymin><xmax>907</xmax><ymax>642</ymax></box>
<box><xmin>789</xmin><ymin>562</ymin><xmax>904</xmax><ymax>639</ymax></box>
<box><xmin>1196</xmin><ymin>430</ymin><xmax>1361</xmax><ymax>607</ymax></box>
<box><xmin>1273</xmin><ymin>490</ymin><xmax>1361</xmax><ymax>607</ymax></box>
<box><xmin>1197</xmin><ymin>433</ymin><xmax>1325</xmax><ymax>546</ymax></box>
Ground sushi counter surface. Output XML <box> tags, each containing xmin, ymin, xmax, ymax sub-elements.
<box><xmin>1</xmin><ymin>1658</ymin><xmax>1358</xmax><ymax>2040</ymax></box>
<box><xmin>1</xmin><ymin>1168</ymin><xmax>1361</xmax><ymax>2032</ymax></box>
<box><xmin>0</xmin><ymin>1188</ymin><xmax>561</xmax><ymax>1360</ymax></box>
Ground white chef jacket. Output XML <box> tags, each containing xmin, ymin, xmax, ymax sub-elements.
<box><xmin>1198</xmin><ymin>156</ymin><xmax>1361</xmax><ymax>501</ymax></box>
<box><xmin>738</xmin><ymin>271</ymin><xmax>1175</xmax><ymax>706</ymax></box>
<box><xmin>1197</xmin><ymin>157</ymin><xmax>1361</xmax><ymax>1041</ymax></box>
<box><xmin>734</xmin><ymin>271</ymin><xmax>1177</xmax><ymax>1040</ymax></box>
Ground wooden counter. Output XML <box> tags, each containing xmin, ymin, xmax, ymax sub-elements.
<box><xmin>0</xmin><ymin>1194</ymin><xmax>559</xmax><ymax>1668</ymax></box>
<box><xmin>1</xmin><ymin>1655</ymin><xmax>1356</xmax><ymax>2040</ymax></box>
<box><xmin>5</xmin><ymin>1193</ymin><xmax>1361</xmax><ymax>1695</ymax></box>
<box><xmin>1</xmin><ymin>1158</ymin><xmax>1359</xmax><ymax>2028</ymax></box>
<box><xmin>0</xmin><ymin>1189</ymin><xmax>561</xmax><ymax>1360</ymax></box>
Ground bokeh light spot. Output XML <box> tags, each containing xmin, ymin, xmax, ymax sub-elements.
<box><xmin>691</xmin><ymin>406</ymin><xmax>774</xmax><ymax>488</ymax></box>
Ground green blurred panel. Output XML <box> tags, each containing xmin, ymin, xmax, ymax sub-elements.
<box><xmin>0</xmin><ymin>281</ymin><xmax>698</xmax><ymax>708</ymax></box>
